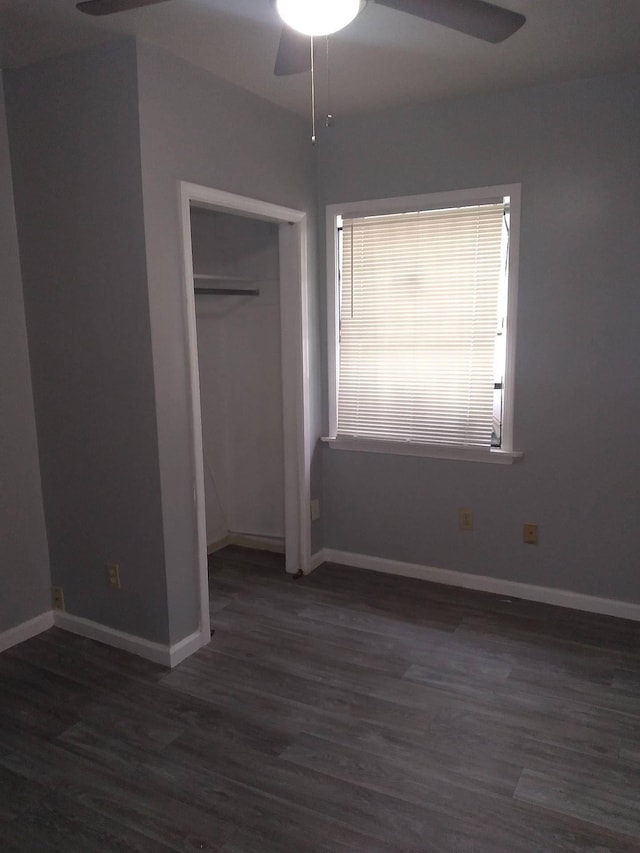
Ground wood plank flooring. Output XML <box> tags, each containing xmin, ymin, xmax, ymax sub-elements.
<box><xmin>1</xmin><ymin>546</ymin><xmax>640</xmax><ymax>851</ymax></box>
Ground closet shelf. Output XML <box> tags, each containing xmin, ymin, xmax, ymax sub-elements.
<box><xmin>193</xmin><ymin>273</ymin><xmax>260</xmax><ymax>296</ymax></box>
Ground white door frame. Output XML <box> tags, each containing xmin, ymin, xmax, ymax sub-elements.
<box><xmin>178</xmin><ymin>182</ymin><xmax>311</xmax><ymax>645</ymax></box>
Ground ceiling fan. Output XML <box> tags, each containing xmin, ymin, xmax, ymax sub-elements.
<box><xmin>76</xmin><ymin>0</ymin><xmax>526</xmax><ymax>76</ymax></box>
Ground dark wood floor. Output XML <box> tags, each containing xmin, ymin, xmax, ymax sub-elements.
<box><xmin>1</xmin><ymin>547</ymin><xmax>640</xmax><ymax>851</ymax></box>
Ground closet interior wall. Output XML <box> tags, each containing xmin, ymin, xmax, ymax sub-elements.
<box><xmin>191</xmin><ymin>208</ymin><xmax>285</xmax><ymax>549</ymax></box>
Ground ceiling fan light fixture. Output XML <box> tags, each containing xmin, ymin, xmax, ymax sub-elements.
<box><xmin>276</xmin><ymin>0</ymin><xmax>364</xmax><ymax>37</ymax></box>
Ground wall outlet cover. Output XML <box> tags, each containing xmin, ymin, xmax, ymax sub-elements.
<box><xmin>107</xmin><ymin>563</ymin><xmax>121</xmax><ymax>589</ymax></box>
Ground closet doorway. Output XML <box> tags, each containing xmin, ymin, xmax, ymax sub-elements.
<box><xmin>179</xmin><ymin>183</ymin><xmax>311</xmax><ymax>637</ymax></box>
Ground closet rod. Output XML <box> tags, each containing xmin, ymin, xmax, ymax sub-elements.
<box><xmin>194</xmin><ymin>273</ymin><xmax>255</xmax><ymax>282</ymax></box>
<box><xmin>194</xmin><ymin>287</ymin><xmax>260</xmax><ymax>296</ymax></box>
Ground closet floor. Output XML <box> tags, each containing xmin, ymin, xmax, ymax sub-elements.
<box><xmin>1</xmin><ymin>545</ymin><xmax>639</xmax><ymax>850</ymax></box>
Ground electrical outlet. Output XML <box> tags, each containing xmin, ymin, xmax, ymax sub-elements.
<box><xmin>51</xmin><ymin>586</ymin><xmax>65</xmax><ymax>611</ymax></box>
<box><xmin>459</xmin><ymin>509</ymin><xmax>474</xmax><ymax>531</ymax></box>
<box><xmin>107</xmin><ymin>563</ymin><xmax>121</xmax><ymax>589</ymax></box>
<box><xmin>310</xmin><ymin>499</ymin><xmax>321</xmax><ymax>522</ymax></box>
<box><xmin>523</xmin><ymin>523</ymin><xmax>539</xmax><ymax>545</ymax></box>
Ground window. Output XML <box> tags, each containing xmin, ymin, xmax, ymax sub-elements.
<box><xmin>326</xmin><ymin>186</ymin><xmax>521</xmax><ymax>463</ymax></box>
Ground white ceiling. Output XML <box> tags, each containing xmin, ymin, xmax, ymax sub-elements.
<box><xmin>1</xmin><ymin>1</ymin><xmax>639</xmax><ymax>117</ymax></box>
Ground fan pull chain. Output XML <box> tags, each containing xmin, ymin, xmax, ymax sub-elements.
<box><xmin>326</xmin><ymin>36</ymin><xmax>333</xmax><ymax>128</ymax></box>
<box><xmin>310</xmin><ymin>36</ymin><xmax>316</xmax><ymax>144</ymax></box>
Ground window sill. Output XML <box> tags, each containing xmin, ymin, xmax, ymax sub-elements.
<box><xmin>321</xmin><ymin>436</ymin><xmax>523</xmax><ymax>465</ymax></box>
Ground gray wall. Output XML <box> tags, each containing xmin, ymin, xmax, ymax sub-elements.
<box><xmin>4</xmin><ymin>41</ymin><xmax>170</xmax><ymax>642</ymax></box>
<box><xmin>135</xmin><ymin>43</ymin><xmax>320</xmax><ymax>640</ymax></box>
<box><xmin>0</xmin><ymin>77</ymin><xmax>50</xmax><ymax>633</ymax></box>
<box><xmin>9</xmin><ymin>34</ymin><xmax>630</xmax><ymax>653</ymax></box>
<box><xmin>317</xmin><ymin>74</ymin><xmax>640</xmax><ymax>603</ymax></box>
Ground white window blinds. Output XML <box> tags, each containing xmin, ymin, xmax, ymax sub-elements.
<box><xmin>338</xmin><ymin>202</ymin><xmax>505</xmax><ymax>448</ymax></box>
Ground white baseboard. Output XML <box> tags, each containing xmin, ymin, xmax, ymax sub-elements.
<box><xmin>320</xmin><ymin>549</ymin><xmax>640</xmax><ymax>623</ymax></box>
<box><xmin>169</xmin><ymin>628</ymin><xmax>210</xmax><ymax>667</ymax></box>
<box><xmin>284</xmin><ymin>551</ymin><xmax>324</xmax><ymax>577</ymax></box>
<box><xmin>53</xmin><ymin>612</ymin><xmax>207</xmax><ymax>668</ymax></box>
<box><xmin>0</xmin><ymin>610</ymin><xmax>54</xmax><ymax>654</ymax></box>
<box><xmin>208</xmin><ymin>532</ymin><xmax>285</xmax><ymax>555</ymax></box>
<box><xmin>310</xmin><ymin>550</ymin><xmax>325</xmax><ymax>573</ymax></box>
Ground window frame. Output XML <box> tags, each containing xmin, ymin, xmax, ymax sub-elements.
<box><xmin>325</xmin><ymin>184</ymin><xmax>522</xmax><ymax>464</ymax></box>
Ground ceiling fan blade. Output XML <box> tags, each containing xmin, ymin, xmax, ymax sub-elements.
<box><xmin>77</xmin><ymin>0</ymin><xmax>172</xmax><ymax>16</ymax></box>
<box><xmin>375</xmin><ymin>0</ymin><xmax>525</xmax><ymax>43</ymax></box>
<box><xmin>274</xmin><ymin>27</ymin><xmax>312</xmax><ymax>76</ymax></box>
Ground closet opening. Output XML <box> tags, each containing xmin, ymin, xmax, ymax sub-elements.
<box><xmin>192</xmin><ymin>207</ymin><xmax>284</xmax><ymax>553</ymax></box>
<box><xmin>178</xmin><ymin>183</ymin><xmax>311</xmax><ymax>641</ymax></box>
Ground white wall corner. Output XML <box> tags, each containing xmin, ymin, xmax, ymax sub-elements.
<box><xmin>322</xmin><ymin>549</ymin><xmax>640</xmax><ymax>623</ymax></box>
<box><xmin>0</xmin><ymin>610</ymin><xmax>54</xmax><ymax>654</ymax></box>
